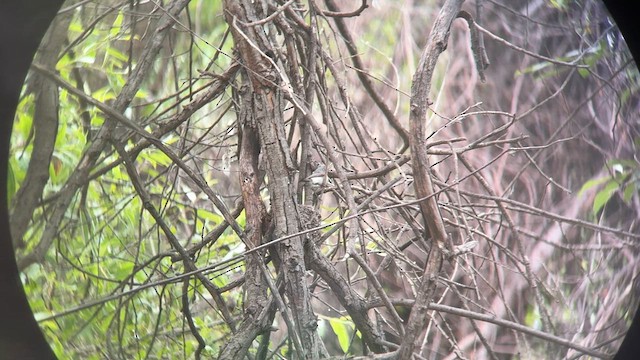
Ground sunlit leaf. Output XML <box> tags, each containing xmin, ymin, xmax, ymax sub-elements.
<box><xmin>578</xmin><ymin>176</ymin><xmax>610</xmax><ymax>197</ymax></box>
<box><xmin>327</xmin><ymin>316</ymin><xmax>354</xmax><ymax>354</ymax></box>
<box><xmin>145</xmin><ymin>148</ymin><xmax>172</xmax><ymax>168</ymax></box>
<box><xmin>199</xmin><ymin>208</ymin><xmax>223</xmax><ymax>224</ymax></box>
<box><xmin>110</xmin><ymin>12</ymin><xmax>124</xmax><ymax>38</ymax></box>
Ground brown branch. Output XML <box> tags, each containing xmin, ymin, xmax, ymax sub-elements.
<box><xmin>448</xmin><ymin>284</ymin><xmax>499</xmax><ymax>360</ymax></box>
<box><xmin>240</xmin><ymin>0</ymin><xmax>296</xmax><ymax>27</ymax></box>
<box><xmin>217</xmin><ymin>297</ymin><xmax>277</xmax><ymax>360</ymax></box>
<box><xmin>182</xmin><ymin>278</ymin><xmax>206</xmax><ymax>359</ymax></box>
<box><xmin>224</xmin><ymin>0</ymin><xmax>278</xmax><ymax>92</ymax></box>
<box><xmin>306</xmin><ymin>241</ymin><xmax>388</xmax><ymax>353</ymax></box>
<box><xmin>297</xmin><ymin>4</ymin><xmax>319</xmax><ymax>205</ymax></box>
<box><xmin>318</xmin><ymin>47</ymin><xmax>385</xmax><ymax>172</ymax></box>
<box><xmin>177</xmin><ymin>202</ymin><xmax>244</xmax><ymax>261</ymax></box>
<box><xmin>286</xmin><ymin>102</ymin><xmax>373</xmax><ymax>331</ymax></box>
<box><xmin>319</xmin><ymin>0</ymin><xmax>368</xmax><ymax>18</ymax></box>
<box><xmin>399</xmin><ymin>0</ymin><xmax>464</xmax><ymax>357</ymax></box>
<box><xmin>476</xmin><ymin>23</ymin><xmax>590</xmax><ymax>68</ymax></box>
<box><xmin>433</xmin><ymin>178</ymin><xmax>640</xmax><ymax>241</ymax></box>
<box><xmin>507</xmin><ymin>59</ymin><xmax>634</xmax><ymax>193</ymax></box>
<box><xmin>457</xmin><ymin>10</ymin><xmax>489</xmax><ymax>82</ymax></box>
<box><xmin>219</xmin><ymin>72</ymin><xmax>273</xmax><ymax>357</ymax></box>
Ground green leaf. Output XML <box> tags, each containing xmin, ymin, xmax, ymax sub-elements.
<box><xmin>592</xmin><ymin>180</ymin><xmax>619</xmax><ymax>215</ymax></box>
<box><xmin>327</xmin><ymin>316</ymin><xmax>354</xmax><ymax>354</ymax></box>
<box><xmin>199</xmin><ymin>208</ymin><xmax>223</xmax><ymax>224</ymax></box>
<box><xmin>623</xmin><ymin>183</ymin><xmax>637</xmax><ymax>203</ymax></box>
<box><xmin>106</xmin><ymin>46</ymin><xmax>128</xmax><ymax>62</ymax></box>
<box><xmin>145</xmin><ymin>149</ymin><xmax>172</xmax><ymax>169</ymax></box>
<box><xmin>524</xmin><ymin>305</ymin><xmax>541</xmax><ymax>329</ymax></box>
<box><xmin>515</xmin><ymin>62</ymin><xmax>552</xmax><ymax>77</ymax></box>
<box><xmin>110</xmin><ymin>12</ymin><xmax>124</xmax><ymax>38</ymax></box>
<box><xmin>113</xmin><ymin>261</ymin><xmax>134</xmax><ymax>279</ymax></box>
<box><xmin>93</xmin><ymin>87</ymin><xmax>116</xmax><ymax>103</ymax></box>
<box><xmin>79</xmin><ymin>207</ymin><xmax>93</xmax><ymax>243</ymax></box>
<box><xmin>578</xmin><ymin>176</ymin><xmax>610</xmax><ymax>197</ymax></box>
<box><xmin>578</xmin><ymin>67</ymin><xmax>590</xmax><ymax>78</ymax></box>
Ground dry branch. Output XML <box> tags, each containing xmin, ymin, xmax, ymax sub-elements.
<box><xmin>398</xmin><ymin>0</ymin><xmax>464</xmax><ymax>357</ymax></box>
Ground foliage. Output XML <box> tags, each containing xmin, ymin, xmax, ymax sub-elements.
<box><xmin>580</xmin><ymin>157</ymin><xmax>640</xmax><ymax>216</ymax></box>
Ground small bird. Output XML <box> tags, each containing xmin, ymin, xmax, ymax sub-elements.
<box><xmin>305</xmin><ymin>163</ymin><xmax>331</xmax><ymax>189</ymax></box>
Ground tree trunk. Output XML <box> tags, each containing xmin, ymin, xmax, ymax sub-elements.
<box><xmin>223</xmin><ymin>0</ymin><xmax>323</xmax><ymax>357</ymax></box>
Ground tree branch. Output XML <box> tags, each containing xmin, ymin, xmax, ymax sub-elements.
<box><xmin>399</xmin><ymin>0</ymin><xmax>464</xmax><ymax>357</ymax></box>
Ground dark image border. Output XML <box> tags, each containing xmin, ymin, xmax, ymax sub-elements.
<box><xmin>0</xmin><ymin>1</ymin><xmax>636</xmax><ymax>359</ymax></box>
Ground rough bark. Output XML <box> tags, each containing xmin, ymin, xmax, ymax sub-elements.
<box><xmin>256</xmin><ymin>88</ymin><xmax>322</xmax><ymax>358</ymax></box>
<box><xmin>237</xmin><ymin>75</ymin><xmax>270</xmax><ymax>314</ymax></box>
<box><xmin>217</xmin><ymin>73</ymin><xmax>273</xmax><ymax>359</ymax></box>
<box><xmin>223</xmin><ymin>1</ymin><xmax>322</xmax><ymax>357</ymax></box>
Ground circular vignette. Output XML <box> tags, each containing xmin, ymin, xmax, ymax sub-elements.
<box><xmin>602</xmin><ymin>7</ymin><xmax>640</xmax><ymax>360</ymax></box>
<box><xmin>0</xmin><ymin>1</ymin><xmax>637</xmax><ymax>360</ymax></box>
<box><xmin>0</xmin><ymin>1</ymin><xmax>65</xmax><ymax>359</ymax></box>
